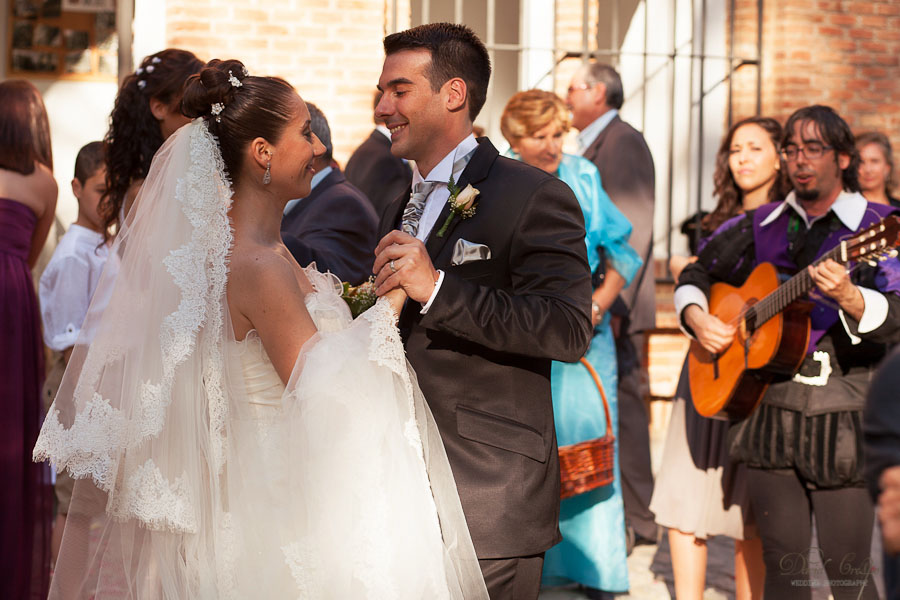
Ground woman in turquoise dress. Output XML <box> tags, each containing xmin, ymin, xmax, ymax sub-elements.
<box><xmin>501</xmin><ymin>90</ymin><xmax>642</xmax><ymax>594</ymax></box>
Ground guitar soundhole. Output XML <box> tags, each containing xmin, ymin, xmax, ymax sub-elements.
<box><xmin>744</xmin><ymin>310</ymin><xmax>757</xmax><ymax>334</ymax></box>
<box><xmin>742</xmin><ymin>297</ymin><xmax>760</xmax><ymax>337</ymax></box>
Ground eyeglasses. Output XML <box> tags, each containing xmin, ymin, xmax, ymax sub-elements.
<box><xmin>566</xmin><ymin>83</ymin><xmax>591</xmax><ymax>95</ymax></box>
<box><xmin>780</xmin><ymin>142</ymin><xmax>833</xmax><ymax>161</ymax></box>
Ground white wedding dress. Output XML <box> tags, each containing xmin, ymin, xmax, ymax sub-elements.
<box><xmin>33</xmin><ymin>119</ymin><xmax>487</xmax><ymax>599</ymax></box>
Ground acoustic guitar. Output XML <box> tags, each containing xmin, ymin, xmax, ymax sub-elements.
<box><xmin>688</xmin><ymin>214</ymin><xmax>900</xmax><ymax>419</ymax></box>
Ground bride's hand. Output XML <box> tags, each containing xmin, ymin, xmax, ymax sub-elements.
<box><xmin>383</xmin><ymin>287</ymin><xmax>407</xmax><ymax>317</ymax></box>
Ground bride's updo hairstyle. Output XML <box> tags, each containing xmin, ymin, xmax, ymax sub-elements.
<box><xmin>182</xmin><ymin>59</ymin><xmax>299</xmax><ymax>185</ymax></box>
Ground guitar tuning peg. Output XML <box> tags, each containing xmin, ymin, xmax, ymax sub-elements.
<box><xmin>868</xmin><ymin>260</ymin><xmax>878</xmax><ymax>267</ymax></box>
<box><xmin>890</xmin><ymin>249</ymin><xmax>899</xmax><ymax>258</ymax></box>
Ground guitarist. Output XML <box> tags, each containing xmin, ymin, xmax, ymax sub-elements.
<box><xmin>674</xmin><ymin>105</ymin><xmax>900</xmax><ymax>599</ymax></box>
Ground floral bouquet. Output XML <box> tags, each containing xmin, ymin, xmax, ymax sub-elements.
<box><xmin>341</xmin><ymin>276</ymin><xmax>377</xmax><ymax>318</ymax></box>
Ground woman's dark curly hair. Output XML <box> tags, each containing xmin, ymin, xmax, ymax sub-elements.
<box><xmin>703</xmin><ymin>116</ymin><xmax>789</xmax><ymax>232</ymax></box>
<box><xmin>100</xmin><ymin>48</ymin><xmax>203</xmax><ymax>241</ymax></box>
<box><xmin>181</xmin><ymin>59</ymin><xmax>299</xmax><ymax>186</ymax></box>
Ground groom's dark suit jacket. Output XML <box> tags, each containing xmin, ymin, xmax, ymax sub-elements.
<box><xmin>281</xmin><ymin>167</ymin><xmax>378</xmax><ymax>285</ymax></box>
<box><xmin>378</xmin><ymin>137</ymin><xmax>593</xmax><ymax>559</ymax></box>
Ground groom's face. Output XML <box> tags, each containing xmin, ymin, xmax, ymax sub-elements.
<box><xmin>376</xmin><ymin>49</ymin><xmax>447</xmax><ymax>164</ymax></box>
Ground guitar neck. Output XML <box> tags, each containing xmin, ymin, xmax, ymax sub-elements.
<box><xmin>749</xmin><ymin>244</ymin><xmax>844</xmax><ymax>327</ymax></box>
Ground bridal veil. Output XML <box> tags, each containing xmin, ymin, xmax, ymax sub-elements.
<box><xmin>34</xmin><ymin>119</ymin><xmax>487</xmax><ymax>598</ymax></box>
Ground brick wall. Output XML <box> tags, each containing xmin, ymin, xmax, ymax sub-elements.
<box><xmin>165</xmin><ymin>0</ymin><xmax>411</xmax><ymax>165</ymax></box>
<box><xmin>731</xmin><ymin>0</ymin><xmax>900</xmax><ymax>149</ymax></box>
<box><xmin>552</xmin><ymin>0</ymin><xmax>603</xmax><ymax>116</ymax></box>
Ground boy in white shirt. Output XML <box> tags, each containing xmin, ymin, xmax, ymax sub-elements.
<box><xmin>40</xmin><ymin>141</ymin><xmax>108</xmax><ymax>360</ymax></box>
<box><xmin>38</xmin><ymin>141</ymin><xmax>108</xmax><ymax>565</ymax></box>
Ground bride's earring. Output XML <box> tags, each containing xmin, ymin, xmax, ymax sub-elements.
<box><xmin>263</xmin><ymin>155</ymin><xmax>271</xmax><ymax>185</ymax></box>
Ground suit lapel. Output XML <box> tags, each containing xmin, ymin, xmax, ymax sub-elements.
<box><xmin>423</xmin><ymin>138</ymin><xmax>498</xmax><ymax>261</ymax></box>
<box><xmin>583</xmin><ymin>114</ymin><xmax>619</xmax><ymax>164</ymax></box>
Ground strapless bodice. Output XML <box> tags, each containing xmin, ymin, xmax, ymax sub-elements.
<box><xmin>231</xmin><ymin>265</ymin><xmax>354</xmax><ymax>408</ymax></box>
<box><xmin>233</xmin><ymin>330</ymin><xmax>284</xmax><ymax>408</ymax></box>
<box><xmin>0</xmin><ymin>198</ymin><xmax>37</xmax><ymax>262</ymax></box>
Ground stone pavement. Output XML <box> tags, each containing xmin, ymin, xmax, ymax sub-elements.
<box><xmin>540</xmin><ymin>527</ymin><xmax>883</xmax><ymax>599</ymax></box>
<box><xmin>539</xmin><ymin>533</ymin><xmax>734</xmax><ymax>599</ymax></box>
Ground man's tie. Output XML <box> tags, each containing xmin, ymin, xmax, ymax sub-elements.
<box><xmin>400</xmin><ymin>150</ymin><xmax>476</xmax><ymax>238</ymax></box>
<box><xmin>401</xmin><ymin>180</ymin><xmax>437</xmax><ymax>237</ymax></box>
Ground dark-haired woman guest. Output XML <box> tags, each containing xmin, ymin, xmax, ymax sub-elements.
<box><xmin>651</xmin><ymin>117</ymin><xmax>788</xmax><ymax>600</ymax></box>
<box><xmin>0</xmin><ymin>79</ymin><xmax>57</xmax><ymax>600</ymax></box>
<box><xmin>100</xmin><ymin>48</ymin><xmax>203</xmax><ymax>239</ymax></box>
<box><xmin>856</xmin><ymin>131</ymin><xmax>899</xmax><ymax>208</ymax></box>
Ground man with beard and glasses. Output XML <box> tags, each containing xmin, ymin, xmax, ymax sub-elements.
<box><xmin>674</xmin><ymin>105</ymin><xmax>900</xmax><ymax>599</ymax></box>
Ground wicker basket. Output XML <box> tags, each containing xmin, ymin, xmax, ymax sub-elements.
<box><xmin>558</xmin><ymin>357</ymin><xmax>615</xmax><ymax>500</ymax></box>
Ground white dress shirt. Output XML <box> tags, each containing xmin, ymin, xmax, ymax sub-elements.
<box><xmin>576</xmin><ymin>109</ymin><xmax>618</xmax><ymax>155</ymax></box>
<box><xmin>39</xmin><ymin>224</ymin><xmax>110</xmax><ymax>351</ymax></box>
<box><xmin>410</xmin><ymin>134</ymin><xmax>479</xmax><ymax>312</ymax></box>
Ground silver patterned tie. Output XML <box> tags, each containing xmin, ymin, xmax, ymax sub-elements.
<box><xmin>401</xmin><ymin>180</ymin><xmax>437</xmax><ymax>237</ymax></box>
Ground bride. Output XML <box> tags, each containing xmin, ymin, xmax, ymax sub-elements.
<box><xmin>33</xmin><ymin>59</ymin><xmax>488</xmax><ymax>599</ymax></box>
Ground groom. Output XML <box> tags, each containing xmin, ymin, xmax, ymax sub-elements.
<box><xmin>372</xmin><ymin>23</ymin><xmax>593</xmax><ymax>598</ymax></box>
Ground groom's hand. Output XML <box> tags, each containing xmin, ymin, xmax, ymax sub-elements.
<box><xmin>373</xmin><ymin>230</ymin><xmax>439</xmax><ymax>304</ymax></box>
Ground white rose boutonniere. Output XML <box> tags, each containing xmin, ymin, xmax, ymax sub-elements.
<box><xmin>436</xmin><ymin>176</ymin><xmax>480</xmax><ymax>238</ymax></box>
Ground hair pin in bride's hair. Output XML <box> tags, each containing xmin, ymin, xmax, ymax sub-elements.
<box><xmin>228</xmin><ymin>70</ymin><xmax>242</xmax><ymax>88</ymax></box>
<box><xmin>242</xmin><ymin>66</ymin><xmax>249</xmax><ymax>77</ymax></box>
<box><xmin>211</xmin><ymin>102</ymin><xmax>225</xmax><ymax>123</ymax></box>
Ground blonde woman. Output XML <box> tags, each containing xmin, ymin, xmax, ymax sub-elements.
<box><xmin>501</xmin><ymin>89</ymin><xmax>642</xmax><ymax>595</ymax></box>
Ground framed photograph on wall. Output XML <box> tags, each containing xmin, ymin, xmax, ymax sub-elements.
<box><xmin>7</xmin><ymin>0</ymin><xmax>117</xmax><ymax>79</ymax></box>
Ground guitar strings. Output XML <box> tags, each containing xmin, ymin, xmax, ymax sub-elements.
<box><xmin>722</xmin><ymin>259</ymin><xmax>869</xmax><ymax>330</ymax></box>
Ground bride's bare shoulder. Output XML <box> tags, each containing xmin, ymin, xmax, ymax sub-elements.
<box><xmin>230</xmin><ymin>244</ymin><xmax>298</xmax><ymax>295</ymax></box>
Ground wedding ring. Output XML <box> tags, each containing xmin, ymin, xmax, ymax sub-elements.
<box><xmin>389</xmin><ymin>259</ymin><xmax>397</xmax><ymax>273</ymax></box>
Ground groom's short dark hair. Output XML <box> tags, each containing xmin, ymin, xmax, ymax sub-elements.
<box><xmin>384</xmin><ymin>23</ymin><xmax>491</xmax><ymax>123</ymax></box>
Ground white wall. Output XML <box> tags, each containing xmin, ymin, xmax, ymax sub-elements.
<box><xmin>33</xmin><ymin>80</ymin><xmax>119</xmax><ymax>226</ymax></box>
<box><xmin>132</xmin><ymin>0</ymin><xmax>167</xmax><ymax>71</ymax></box>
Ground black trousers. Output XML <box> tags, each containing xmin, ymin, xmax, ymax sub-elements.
<box><xmin>746</xmin><ymin>467</ymin><xmax>878</xmax><ymax>599</ymax></box>
<box><xmin>616</xmin><ymin>331</ymin><xmax>657</xmax><ymax>539</ymax></box>
<box><xmin>478</xmin><ymin>554</ymin><xmax>544</xmax><ymax>600</ymax></box>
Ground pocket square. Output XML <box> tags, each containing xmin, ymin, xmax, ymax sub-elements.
<box><xmin>451</xmin><ymin>239</ymin><xmax>491</xmax><ymax>266</ymax></box>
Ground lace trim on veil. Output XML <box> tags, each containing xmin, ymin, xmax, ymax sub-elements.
<box><xmin>34</xmin><ymin>121</ymin><xmax>233</xmax><ymax>529</ymax></box>
<box><xmin>363</xmin><ymin>300</ymin><xmax>422</xmax><ymax>451</ymax></box>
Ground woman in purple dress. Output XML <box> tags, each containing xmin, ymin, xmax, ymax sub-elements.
<box><xmin>0</xmin><ymin>80</ymin><xmax>58</xmax><ymax>598</ymax></box>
